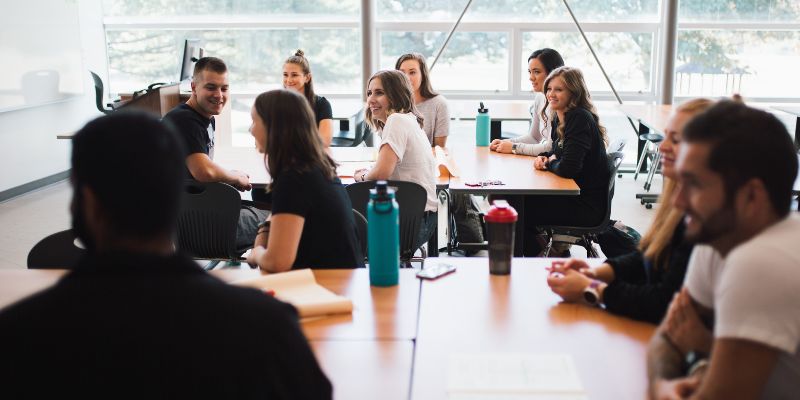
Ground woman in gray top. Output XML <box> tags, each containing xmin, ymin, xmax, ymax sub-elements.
<box><xmin>396</xmin><ymin>53</ymin><xmax>450</xmax><ymax>147</ymax></box>
<box><xmin>490</xmin><ymin>48</ymin><xmax>565</xmax><ymax>156</ymax></box>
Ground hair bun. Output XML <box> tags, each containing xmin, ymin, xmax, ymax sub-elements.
<box><xmin>295</xmin><ymin>49</ymin><xmax>305</xmax><ymax>57</ymax></box>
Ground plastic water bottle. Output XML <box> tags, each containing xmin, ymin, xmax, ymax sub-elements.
<box><xmin>367</xmin><ymin>181</ymin><xmax>400</xmax><ymax>286</ymax></box>
<box><xmin>476</xmin><ymin>102</ymin><xmax>490</xmax><ymax>146</ymax></box>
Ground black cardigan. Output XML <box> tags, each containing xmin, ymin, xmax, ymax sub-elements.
<box><xmin>603</xmin><ymin>221</ymin><xmax>694</xmax><ymax>324</ymax></box>
<box><xmin>544</xmin><ymin>107</ymin><xmax>610</xmax><ymax>198</ymax></box>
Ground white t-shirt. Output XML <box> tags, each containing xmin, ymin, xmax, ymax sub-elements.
<box><xmin>683</xmin><ymin>245</ymin><xmax>725</xmax><ymax>309</ymax></box>
<box><xmin>509</xmin><ymin>92</ymin><xmax>552</xmax><ymax>156</ymax></box>
<box><xmin>684</xmin><ymin>214</ymin><xmax>800</xmax><ymax>399</ymax></box>
<box><xmin>415</xmin><ymin>95</ymin><xmax>450</xmax><ymax>145</ymax></box>
<box><xmin>379</xmin><ymin>112</ymin><xmax>438</xmax><ymax>212</ymax></box>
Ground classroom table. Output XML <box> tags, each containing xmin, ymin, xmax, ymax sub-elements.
<box><xmin>0</xmin><ymin>259</ymin><xmax>656</xmax><ymax>399</ymax></box>
<box><xmin>413</xmin><ymin>257</ymin><xmax>656</xmax><ymax>400</ymax></box>
<box><xmin>771</xmin><ymin>105</ymin><xmax>800</xmax><ymax>148</ymax></box>
<box><xmin>445</xmin><ymin>142</ymin><xmax>580</xmax><ymax>256</ymax></box>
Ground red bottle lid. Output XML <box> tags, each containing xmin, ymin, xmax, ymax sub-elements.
<box><xmin>484</xmin><ymin>200</ymin><xmax>518</xmax><ymax>223</ymax></box>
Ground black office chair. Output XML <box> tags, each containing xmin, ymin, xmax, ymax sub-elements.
<box><xmin>90</xmin><ymin>71</ymin><xmax>114</xmax><ymax>115</ymax></box>
<box><xmin>27</xmin><ymin>229</ymin><xmax>85</xmax><ymax>269</ymax></box>
<box><xmin>352</xmin><ymin>209</ymin><xmax>368</xmax><ymax>262</ymax></box>
<box><xmin>539</xmin><ymin>151</ymin><xmax>625</xmax><ymax>257</ymax></box>
<box><xmin>176</xmin><ymin>181</ymin><xmax>248</xmax><ymax>270</ymax></box>
<box><xmin>346</xmin><ymin>180</ymin><xmax>428</xmax><ymax>267</ymax></box>
<box><xmin>332</xmin><ymin>108</ymin><xmax>373</xmax><ymax>147</ymax></box>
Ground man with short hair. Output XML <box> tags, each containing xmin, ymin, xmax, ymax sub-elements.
<box><xmin>163</xmin><ymin>56</ymin><xmax>267</xmax><ymax>251</ymax></box>
<box><xmin>647</xmin><ymin>101</ymin><xmax>800</xmax><ymax>399</ymax></box>
<box><xmin>0</xmin><ymin>112</ymin><xmax>331</xmax><ymax>399</ymax></box>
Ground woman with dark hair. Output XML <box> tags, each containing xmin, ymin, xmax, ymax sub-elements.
<box><xmin>396</xmin><ymin>53</ymin><xmax>450</xmax><ymax>147</ymax></box>
<box><xmin>283</xmin><ymin>49</ymin><xmax>333</xmax><ymax>146</ymax></box>
<box><xmin>246</xmin><ymin>89</ymin><xmax>363</xmax><ymax>272</ymax></box>
<box><xmin>490</xmin><ymin>48</ymin><xmax>565</xmax><ymax>156</ymax></box>
<box><xmin>353</xmin><ymin>70</ymin><xmax>438</xmax><ymax>252</ymax></box>
<box><xmin>524</xmin><ymin>66</ymin><xmax>611</xmax><ymax>256</ymax></box>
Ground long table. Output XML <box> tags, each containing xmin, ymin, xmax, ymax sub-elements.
<box><xmin>0</xmin><ymin>258</ymin><xmax>656</xmax><ymax>399</ymax></box>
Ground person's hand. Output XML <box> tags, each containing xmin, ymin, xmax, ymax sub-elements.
<box><xmin>353</xmin><ymin>168</ymin><xmax>368</xmax><ymax>182</ymax></box>
<box><xmin>650</xmin><ymin>377</ymin><xmax>701</xmax><ymax>400</ymax></box>
<box><xmin>549</xmin><ymin>259</ymin><xmax>595</xmax><ymax>277</ymax></box>
<box><xmin>231</xmin><ymin>170</ymin><xmax>252</xmax><ymax>192</ymax></box>
<box><xmin>494</xmin><ymin>141</ymin><xmax>514</xmax><ymax>154</ymax></box>
<box><xmin>546</xmin><ymin>268</ymin><xmax>593</xmax><ymax>303</ymax></box>
<box><xmin>246</xmin><ymin>245</ymin><xmax>266</xmax><ymax>269</ymax></box>
<box><xmin>489</xmin><ymin>139</ymin><xmax>503</xmax><ymax>151</ymax></box>
<box><xmin>664</xmin><ymin>288</ymin><xmax>713</xmax><ymax>355</ymax></box>
<box><xmin>534</xmin><ymin>156</ymin><xmax>549</xmax><ymax>170</ymax></box>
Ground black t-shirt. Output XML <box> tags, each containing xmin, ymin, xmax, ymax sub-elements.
<box><xmin>271</xmin><ymin>167</ymin><xmax>364</xmax><ymax>269</ymax></box>
<box><xmin>312</xmin><ymin>95</ymin><xmax>333</xmax><ymax>125</ymax></box>
<box><xmin>0</xmin><ymin>252</ymin><xmax>332</xmax><ymax>399</ymax></box>
<box><xmin>162</xmin><ymin>103</ymin><xmax>215</xmax><ymax>178</ymax></box>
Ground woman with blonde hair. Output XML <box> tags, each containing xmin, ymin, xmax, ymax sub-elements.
<box><xmin>523</xmin><ymin>66</ymin><xmax>611</xmax><ymax>256</ymax></box>
<box><xmin>546</xmin><ymin>98</ymin><xmax>715</xmax><ymax>323</ymax></box>
<box><xmin>395</xmin><ymin>53</ymin><xmax>449</xmax><ymax>147</ymax></box>
<box><xmin>247</xmin><ymin>89</ymin><xmax>363</xmax><ymax>272</ymax></box>
<box><xmin>282</xmin><ymin>50</ymin><xmax>334</xmax><ymax>146</ymax></box>
<box><xmin>353</xmin><ymin>70</ymin><xmax>438</xmax><ymax>253</ymax></box>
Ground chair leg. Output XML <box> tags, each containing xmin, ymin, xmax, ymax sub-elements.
<box><xmin>634</xmin><ymin>140</ymin><xmax>651</xmax><ymax>180</ymax></box>
<box><xmin>644</xmin><ymin>151</ymin><xmax>661</xmax><ymax>192</ymax></box>
<box><xmin>542</xmin><ymin>235</ymin><xmax>554</xmax><ymax>257</ymax></box>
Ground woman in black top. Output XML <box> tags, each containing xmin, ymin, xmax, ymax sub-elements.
<box><xmin>283</xmin><ymin>49</ymin><xmax>333</xmax><ymax>146</ymax></box>
<box><xmin>523</xmin><ymin>66</ymin><xmax>610</xmax><ymax>255</ymax></box>
<box><xmin>246</xmin><ymin>89</ymin><xmax>363</xmax><ymax>271</ymax></box>
<box><xmin>546</xmin><ymin>98</ymin><xmax>716</xmax><ymax>323</ymax></box>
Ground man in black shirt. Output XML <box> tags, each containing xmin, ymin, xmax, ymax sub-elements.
<box><xmin>0</xmin><ymin>112</ymin><xmax>332</xmax><ymax>399</ymax></box>
<box><xmin>163</xmin><ymin>56</ymin><xmax>268</xmax><ymax>251</ymax></box>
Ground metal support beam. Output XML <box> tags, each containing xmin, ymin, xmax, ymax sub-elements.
<box><xmin>430</xmin><ymin>0</ymin><xmax>474</xmax><ymax>70</ymax></box>
<box><xmin>361</xmin><ymin>0</ymin><xmax>375</xmax><ymax>101</ymax></box>
<box><xmin>659</xmin><ymin>0</ymin><xmax>679</xmax><ymax>105</ymax></box>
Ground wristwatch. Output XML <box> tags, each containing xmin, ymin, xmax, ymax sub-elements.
<box><xmin>583</xmin><ymin>279</ymin><xmax>602</xmax><ymax>306</ymax></box>
<box><xmin>511</xmin><ymin>143</ymin><xmax>519</xmax><ymax>154</ymax></box>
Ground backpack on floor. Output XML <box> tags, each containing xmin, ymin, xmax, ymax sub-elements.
<box><xmin>596</xmin><ymin>220</ymin><xmax>641</xmax><ymax>258</ymax></box>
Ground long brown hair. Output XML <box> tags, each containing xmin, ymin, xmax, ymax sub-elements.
<box><xmin>364</xmin><ymin>70</ymin><xmax>424</xmax><ymax>132</ymax></box>
<box><xmin>252</xmin><ymin>89</ymin><xmax>336</xmax><ymax>189</ymax></box>
<box><xmin>394</xmin><ymin>53</ymin><xmax>439</xmax><ymax>100</ymax></box>
<box><xmin>639</xmin><ymin>98</ymin><xmax>715</xmax><ymax>270</ymax></box>
<box><xmin>284</xmin><ymin>49</ymin><xmax>316</xmax><ymax>106</ymax></box>
<box><xmin>542</xmin><ymin>67</ymin><xmax>608</xmax><ymax>146</ymax></box>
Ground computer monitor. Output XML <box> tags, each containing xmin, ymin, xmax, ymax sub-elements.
<box><xmin>179</xmin><ymin>39</ymin><xmax>204</xmax><ymax>83</ymax></box>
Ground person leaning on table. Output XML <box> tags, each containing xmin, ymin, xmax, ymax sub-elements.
<box><xmin>0</xmin><ymin>111</ymin><xmax>332</xmax><ymax>399</ymax></box>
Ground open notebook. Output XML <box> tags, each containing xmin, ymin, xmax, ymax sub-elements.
<box><xmin>231</xmin><ymin>269</ymin><xmax>353</xmax><ymax>318</ymax></box>
<box><xmin>435</xmin><ymin>146</ymin><xmax>460</xmax><ymax>177</ymax></box>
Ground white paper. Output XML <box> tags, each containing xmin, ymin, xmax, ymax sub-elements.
<box><xmin>447</xmin><ymin>354</ymin><xmax>585</xmax><ymax>399</ymax></box>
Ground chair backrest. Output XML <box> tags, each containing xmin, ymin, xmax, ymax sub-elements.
<box><xmin>90</xmin><ymin>71</ymin><xmax>112</xmax><ymax>115</ymax></box>
<box><xmin>346</xmin><ymin>180</ymin><xmax>427</xmax><ymax>261</ymax></box>
<box><xmin>27</xmin><ymin>229</ymin><xmax>85</xmax><ymax>269</ymax></box>
<box><xmin>176</xmin><ymin>181</ymin><xmax>242</xmax><ymax>259</ymax></box>
<box><xmin>604</xmin><ymin>151</ymin><xmax>626</xmax><ymax>220</ymax></box>
<box><xmin>351</xmin><ymin>108</ymin><xmax>372</xmax><ymax>147</ymax></box>
<box><xmin>352</xmin><ymin>209</ymin><xmax>368</xmax><ymax>261</ymax></box>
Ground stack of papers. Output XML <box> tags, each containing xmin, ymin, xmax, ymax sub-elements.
<box><xmin>447</xmin><ymin>353</ymin><xmax>586</xmax><ymax>400</ymax></box>
<box><xmin>231</xmin><ymin>269</ymin><xmax>353</xmax><ymax>318</ymax></box>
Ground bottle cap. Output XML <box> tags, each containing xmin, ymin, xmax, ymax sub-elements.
<box><xmin>484</xmin><ymin>200</ymin><xmax>518</xmax><ymax>223</ymax></box>
<box><xmin>478</xmin><ymin>102</ymin><xmax>488</xmax><ymax>114</ymax></box>
<box><xmin>369</xmin><ymin>180</ymin><xmax>394</xmax><ymax>200</ymax></box>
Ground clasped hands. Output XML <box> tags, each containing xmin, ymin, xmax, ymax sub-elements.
<box><xmin>545</xmin><ymin>259</ymin><xmax>599</xmax><ymax>303</ymax></box>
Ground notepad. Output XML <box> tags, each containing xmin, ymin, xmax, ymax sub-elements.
<box><xmin>231</xmin><ymin>269</ymin><xmax>353</xmax><ymax>318</ymax></box>
<box><xmin>447</xmin><ymin>353</ymin><xmax>586</xmax><ymax>400</ymax></box>
<box><xmin>435</xmin><ymin>146</ymin><xmax>460</xmax><ymax>177</ymax></box>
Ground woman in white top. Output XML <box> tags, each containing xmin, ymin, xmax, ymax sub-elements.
<box><xmin>396</xmin><ymin>53</ymin><xmax>450</xmax><ymax>147</ymax></box>
<box><xmin>353</xmin><ymin>70</ymin><xmax>438</xmax><ymax>251</ymax></box>
<box><xmin>490</xmin><ymin>48</ymin><xmax>565</xmax><ymax>156</ymax></box>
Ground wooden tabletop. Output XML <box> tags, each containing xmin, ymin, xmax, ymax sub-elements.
<box><xmin>311</xmin><ymin>340</ymin><xmax>413</xmax><ymax>400</ymax></box>
<box><xmin>412</xmin><ymin>257</ymin><xmax>656</xmax><ymax>400</ymax></box>
<box><xmin>445</xmin><ymin>143</ymin><xmax>579</xmax><ymax>195</ymax></box>
<box><xmin>618</xmin><ymin>104</ymin><xmax>674</xmax><ymax>136</ymax></box>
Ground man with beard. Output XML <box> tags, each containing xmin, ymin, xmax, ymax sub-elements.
<box><xmin>0</xmin><ymin>112</ymin><xmax>332</xmax><ymax>399</ymax></box>
<box><xmin>162</xmin><ymin>56</ymin><xmax>268</xmax><ymax>251</ymax></box>
<box><xmin>647</xmin><ymin>101</ymin><xmax>800</xmax><ymax>400</ymax></box>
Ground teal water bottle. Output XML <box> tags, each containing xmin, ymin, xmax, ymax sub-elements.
<box><xmin>367</xmin><ymin>180</ymin><xmax>400</xmax><ymax>286</ymax></box>
<box><xmin>476</xmin><ymin>102</ymin><xmax>490</xmax><ymax>146</ymax></box>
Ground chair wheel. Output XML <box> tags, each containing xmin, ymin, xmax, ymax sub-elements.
<box><xmin>645</xmin><ymin>203</ymin><xmax>653</xmax><ymax>209</ymax></box>
<box><xmin>617</xmin><ymin>174</ymin><xmax>622</xmax><ymax>178</ymax></box>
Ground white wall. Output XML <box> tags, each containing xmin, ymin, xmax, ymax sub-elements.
<box><xmin>0</xmin><ymin>0</ymin><xmax>107</xmax><ymax>192</ymax></box>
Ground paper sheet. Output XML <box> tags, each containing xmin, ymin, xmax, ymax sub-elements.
<box><xmin>231</xmin><ymin>269</ymin><xmax>353</xmax><ymax>318</ymax></box>
<box><xmin>447</xmin><ymin>353</ymin><xmax>586</xmax><ymax>400</ymax></box>
<box><xmin>435</xmin><ymin>146</ymin><xmax>461</xmax><ymax>177</ymax></box>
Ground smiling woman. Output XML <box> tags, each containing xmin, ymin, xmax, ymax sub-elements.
<box><xmin>282</xmin><ymin>50</ymin><xmax>333</xmax><ymax>147</ymax></box>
